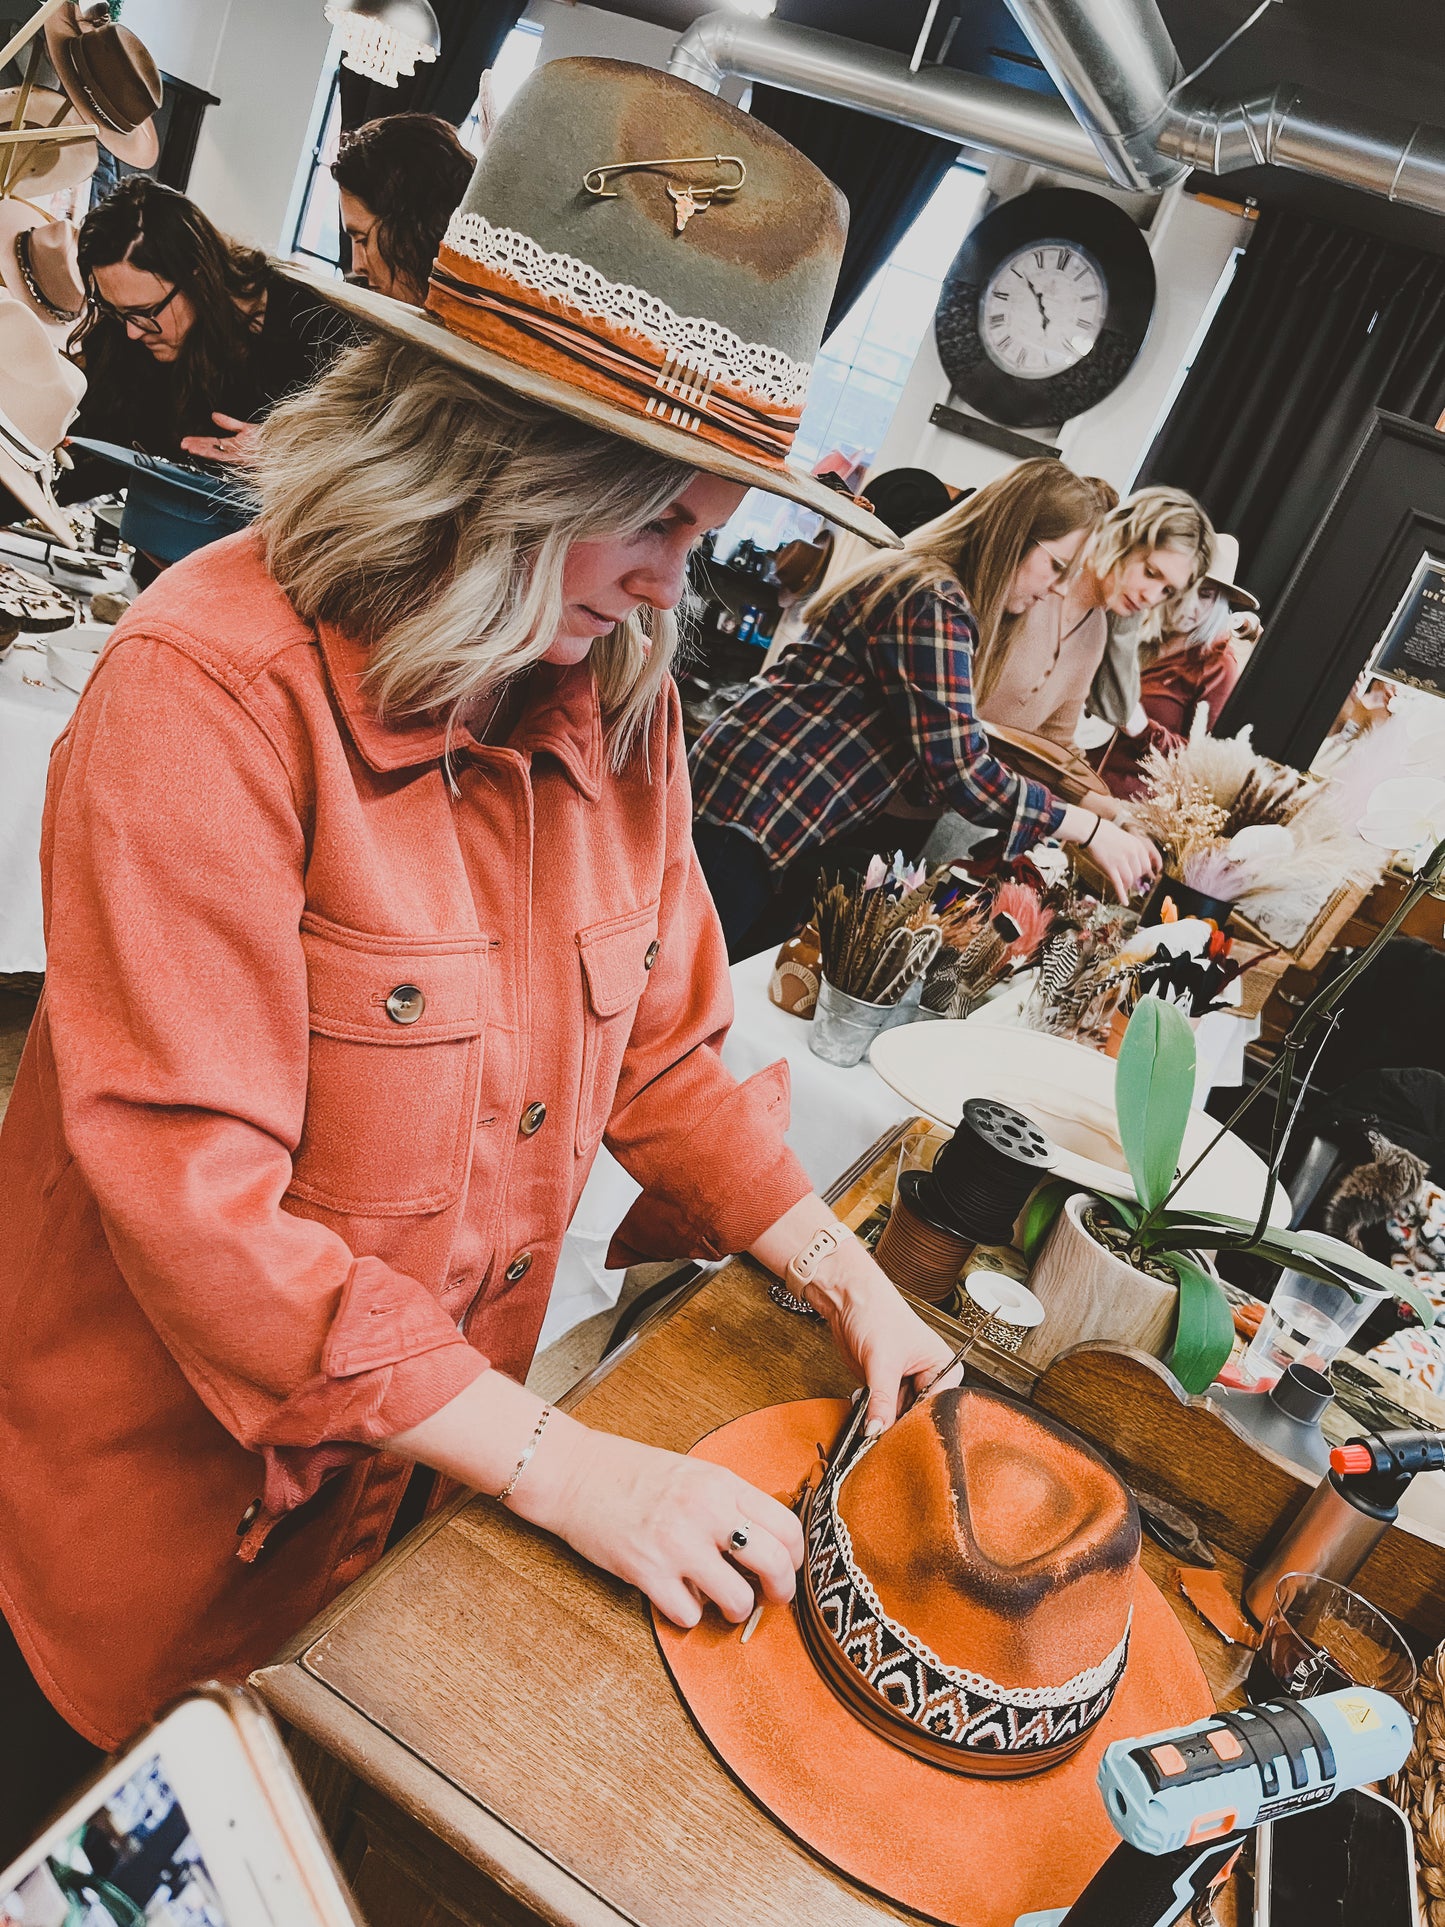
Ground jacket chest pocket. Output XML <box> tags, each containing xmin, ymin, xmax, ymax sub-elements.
<box><xmin>288</xmin><ymin>914</ymin><xmax>487</xmax><ymax>1217</ymax></box>
<box><xmin>575</xmin><ymin>904</ymin><xmax>659</xmax><ymax>1156</ymax></box>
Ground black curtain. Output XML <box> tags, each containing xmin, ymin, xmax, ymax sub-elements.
<box><xmin>338</xmin><ymin>0</ymin><xmax>525</xmax><ymax>131</ymax></box>
<box><xmin>749</xmin><ymin>86</ymin><xmax>960</xmax><ymax>338</ymax></box>
<box><xmin>1137</xmin><ymin>208</ymin><xmax>1445</xmax><ymax>612</ymax></box>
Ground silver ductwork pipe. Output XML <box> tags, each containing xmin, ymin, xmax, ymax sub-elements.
<box><xmin>667</xmin><ymin>12</ymin><xmax>1118</xmax><ymax>186</ymax></box>
<box><xmin>1000</xmin><ymin>0</ymin><xmax>1186</xmax><ymax>190</ymax></box>
<box><xmin>1159</xmin><ymin>88</ymin><xmax>1445</xmax><ymax>217</ymax></box>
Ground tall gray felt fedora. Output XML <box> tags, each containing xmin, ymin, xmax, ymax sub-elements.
<box><xmin>283</xmin><ymin>57</ymin><xmax>897</xmax><ymax>545</ymax></box>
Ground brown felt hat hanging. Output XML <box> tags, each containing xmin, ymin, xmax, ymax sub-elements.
<box><xmin>45</xmin><ymin>3</ymin><xmax>162</xmax><ymax>168</ymax></box>
<box><xmin>657</xmin><ymin>1387</ymin><xmax>1211</xmax><ymax>1927</ymax></box>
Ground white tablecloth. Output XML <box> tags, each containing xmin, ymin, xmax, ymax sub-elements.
<box><xmin>542</xmin><ymin>949</ymin><xmax>1263</xmax><ymax>1349</ymax></box>
<box><xmin>0</xmin><ymin>645</ymin><xmax>78</xmax><ymax>974</ymax></box>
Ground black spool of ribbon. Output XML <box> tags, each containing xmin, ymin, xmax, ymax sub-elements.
<box><xmin>923</xmin><ymin>1099</ymin><xmax>1056</xmax><ymax>1245</ymax></box>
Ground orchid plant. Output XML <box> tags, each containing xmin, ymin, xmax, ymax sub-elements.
<box><xmin>1022</xmin><ymin>824</ymin><xmax>1445</xmax><ymax>1394</ymax></box>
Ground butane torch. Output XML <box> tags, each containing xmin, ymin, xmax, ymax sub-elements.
<box><xmin>1014</xmin><ymin>1686</ymin><xmax>1413</xmax><ymax>1927</ymax></box>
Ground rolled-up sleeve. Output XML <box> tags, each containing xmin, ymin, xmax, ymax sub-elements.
<box><xmin>870</xmin><ymin>587</ymin><xmax>1066</xmax><ymax>862</ymax></box>
<box><xmin>41</xmin><ymin>637</ymin><xmax>485</xmax><ymax>1514</ymax></box>
<box><xmin>605</xmin><ymin>687</ymin><xmax>811</xmax><ymax>1266</ymax></box>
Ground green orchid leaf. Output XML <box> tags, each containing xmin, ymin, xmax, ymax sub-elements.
<box><xmin>1105</xmin><ymin>1195</ymin><xmax>1144</xmax><ymax>1231</ymax></box>
<box><xmin>1166</xmin><ymin>1256</ymin><xmax>1237</xmax><ymax>1395</ymax></box>
<box><xmin>1114</xmin><ymin>1000</ymin><xmax>1196</xmax><ymax>1214</ymax></box>
<box><xmin>1139</xmin><ymin>1212</ymin><xmax>1436</xmax><ymax>1329</ymax></box>
<box><xmin>1019</xmin><ymin>1178</ymin><xmax>1075</xmax><ymax>1263</ymax></box>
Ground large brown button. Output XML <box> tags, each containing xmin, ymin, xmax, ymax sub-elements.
<box><xmin>520</xmin><ymin>1100</ymin><xmax>547</xmax><ymax>1137</ymax></box>
<box><xmin>644</xmin><ymin>940</ymin><xmax>660</xmax><ymax>970</ymax></box>
<box><xmin>504</xmin><ymin>1251</ymin><xmax>533</xmax><ymax>1284</ymax></box>
<box><xmin>385</xmin><ymin>983</ymin><xmax>425</xmax><ymax>1024</ymax></box>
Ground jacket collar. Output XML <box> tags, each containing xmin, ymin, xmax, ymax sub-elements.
<box><xmin>315</xmin><ymin>621</ymin><xmax>605</xmax><ymax>801</ymax></box>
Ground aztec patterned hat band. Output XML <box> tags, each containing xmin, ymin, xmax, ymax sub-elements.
<box><xmin>421</xmin><ymin>57</ymin><xmax>848</xmax><ymax>472</ymax></box>
<box><xmin>799</xmin><ymin>1447</ymin><xmax>1130</xmax><ymax>1776</ymax></box>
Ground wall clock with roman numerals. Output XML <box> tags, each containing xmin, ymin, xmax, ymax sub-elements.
<box><xmin>934</xmin><ymin>187</ymin><xmax>1157</xmax><ymax>430</ymax></box>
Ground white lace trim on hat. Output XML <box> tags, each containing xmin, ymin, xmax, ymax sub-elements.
<box><xmin>441</xmin><ymin>210</ymin><xmax>812</xmax><ymax>412</ymax></box>
<box><xmin>829</xmin><ymin>1478</ymin><xmax>1133</xmax><ymax>1710</ymax></box>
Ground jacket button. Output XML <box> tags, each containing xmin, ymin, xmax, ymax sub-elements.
<box><xmin>385</xmin><ymin>984</ymin><xmax>425</xmax><ymax>1024</ymax></box>
<box><xmin>236</xmin><ymin>1499</ymin><xmax>261</xmax><ymax>1536</ymax></box>
<box><xmin>504</xmin><ymin>1251</ymin><xmax>533</xmax><ymax>1284</ymax></box>
<box><xmin>520</xmin><ymin>1100</ymin><xmax>547</xmax><ymax>1136</ymax></box>
<box><xmin>644</xmin><ymin>940</ymin><xmax>660</xmax><ymax>970</ymax></box>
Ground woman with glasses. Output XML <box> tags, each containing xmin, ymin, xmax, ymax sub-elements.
<box><xmin>690</xmin><ymin>458</ymin><xmax>1162</xmax><ymax>959</ymax></box>
<box><xmin>67</xmin><ymin>179</ymin><xmax>351</xmax><ymax>472</ymax></box>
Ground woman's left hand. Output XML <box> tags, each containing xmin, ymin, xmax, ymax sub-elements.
<box><xmin>179</xmin><ymin>412</ymin><xmax>259</xmax><ymax>466</ymax></box>
<box><xmin>750</xmin><ymin>1197</ymin><xmax>959</xmax><ymax>1432</ymax></box>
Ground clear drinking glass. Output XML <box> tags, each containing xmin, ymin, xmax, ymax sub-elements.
<box><xmin>1236</xmin><ymin>1268</ymin><xmax>1391</xmax><ymax>1391</ymax></box>
<box><xmin>1244</xmin><ymin>1571</ymin><xmax>1417</xmax><ymax>1703</ymax></box>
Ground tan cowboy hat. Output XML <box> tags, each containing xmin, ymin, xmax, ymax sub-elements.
<box><xmin>0</xmin><ymin>291</ymin><xmax>85</xmax><ymax>547</ymax></box>
<box><xmin>0</xmin><ymin>86</ymin><xmax>97</xmax><ymax>196</ymax></box>
<box><xmin>45</xmin><ymin>3</ymin><xmax>162</xmax><ymax>169</ymax></box>
<box><xmin>984</xmin><ymin>718</ymin><xmax>1111</xmax><ymax>804</ymax></box>
<box><xmin>1201</xmin><ymin>532</ymin><xmax>1259</xmax><ymax>612</ymax></box>
<box><xmin>283</xmin><ymin>57</ymin><xmax>897</xmax><ymax>546</ymax></box>
<box><xmin>656</xmin><ymin>1388</ymin><xmax>1211</xmax><ymax>1927</ymax></box>
<box><xmin>0</xmin><ymin>201</ymin><xmax>83</xmax><ymax>345</ymax></box>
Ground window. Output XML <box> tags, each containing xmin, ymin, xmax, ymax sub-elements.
<box><xmin>289</xmin><ymin>21</ymin><xmax>544</xmax><ymax>271</ymax></box>
<box><xmin>714</xmin><ymin>161</ymin><xmax>986</xmax><ymax>562</ymax></box>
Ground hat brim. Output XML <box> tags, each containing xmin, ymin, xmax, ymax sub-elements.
<box><xmin>0</xmin><ymin>91</ymin><xmax>98</xmax><ymax>195</ymax></box>
<box><xmin>0</xmin><ymin>451</ymin><xmax>77</xmax><ymax>548</ymax></box>
<box><xmin>278</xmin><ymin>265</ymin><xmax>900</xmax><ymax>549</ymax></box>
<box><xmin>655</xmin><ymin>1398</ymin><xmax>1213</xmax><ymax>1927</ymax></box>
<box><xmin>1200</xmin><ymin>573</ymin><xmax>1259</xmax><ymax>613</ymax></box>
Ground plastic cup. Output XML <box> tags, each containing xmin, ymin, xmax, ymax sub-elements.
<box><xmin>1236</xmin><ymin>1268</ymin><xmax>1391</xmax><ymax>1391</ymax></box>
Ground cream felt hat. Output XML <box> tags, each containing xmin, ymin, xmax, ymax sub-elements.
<box><xmin>1201</xmin><ymin>532</ymin><xmax>1259</xmax><ymax>612</ymax></box>
<box><xmin>284</xmin><ymin>57</ymin><xmax>898</xmax><ymax>546</ymax></box>
<box><xmin>0</xmin><ymin>86</ymin><xmax>97</xmax><ymax>196</ymax></box>
<box><xmin>0</xmin><ymin>200</ymin><xmax>83</xmax><ymax>344</ymax></box>
<box><xmin>0</xmin><ymin>291</ymin><xmax>85</xmax><ymax>546</ymax></box>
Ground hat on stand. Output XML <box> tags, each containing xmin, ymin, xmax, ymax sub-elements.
<box><xmin>0</xmin><ymin>85</ymin><xmax>97</xmax><ymax>198</ymax></box>
<box><xmin>657</xmin><ymin>1386</ymin><xmax>1212</xmax><ymax>1927</ymax></box>
<box><xmin>283</xmin><ymin>56</ymin><xmax>898</xmax><ymax>545</ymax></box>
<box><xmin>44</xmin><ymin>3</ymin><xmax>163</xmax><ymax>169</ymax></box>
<box><xmin>0</xmin><ymin>292</ymin><xmax>85</xmax><ymax>547</ymax></box>
<box><xmin>1200</xmin><ymin>532</ymin><xmax>1259</xmax><ymax>612</ymax></box>
<box><xmin>0</xmin><ymin>200</ymin><xmax>84</xmax><ymax>343</ymax></box>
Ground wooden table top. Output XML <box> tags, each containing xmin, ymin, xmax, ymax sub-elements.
<box><xmin>254</xmin><ymin>1130</ymin><xmax>1266</xmax><ymax>1927</ymax></box>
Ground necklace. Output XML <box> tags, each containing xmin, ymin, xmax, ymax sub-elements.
<box><xmin>1025</xmin><ymin>599</ymin><xmax>1095</xmax><ymax>697</ymax></box>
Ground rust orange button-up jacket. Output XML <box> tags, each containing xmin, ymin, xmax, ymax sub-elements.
<box><xmin>0</xmin><ymin>534</ymin><xmax>810</xmax><ymax>1748</ymax></box>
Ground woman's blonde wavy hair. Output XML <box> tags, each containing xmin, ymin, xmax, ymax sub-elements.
<box><xmin>805</xmin><ymin>458</ymin><xmax>1117</xmax><ymax>703</ymax></box>
<box><xmin>251</xmin><ymin>337</ymin><xmax>698</xmax><ymax>770</ymax></box>
<box><xmin>1082</xmin><ymin>485</ymin><xmax>1213</xmax><ymax>600</ymax></box>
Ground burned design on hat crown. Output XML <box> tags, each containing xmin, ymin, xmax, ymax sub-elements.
<box><xmin>800</xmin><ymin>1385</ymin><xmax>1140</xmax><ymax>1775</ymax></box>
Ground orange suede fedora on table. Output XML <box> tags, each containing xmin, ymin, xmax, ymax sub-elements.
<box><xmin>657</xmin><ymin>1386</ymin><xmax>1211</xmax><ymax>1927</ymax></box>
<box><xmin>283</xmin><ymin>56</ymin><xmax>897</xmax><ymax>546</ymax></box>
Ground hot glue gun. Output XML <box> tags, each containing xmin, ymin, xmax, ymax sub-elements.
<box><xmin>1014</xmin><ymin>1686</ymin><xmax>1412</xmax><ymax>1927</ymax></box>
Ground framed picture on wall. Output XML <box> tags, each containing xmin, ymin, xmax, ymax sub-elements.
<box><xmin>1372</xmin><ymin>551</ymin><xmax>1445</xmax><ymax>698</ymax></box>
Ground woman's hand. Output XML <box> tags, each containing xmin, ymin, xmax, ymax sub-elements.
<box><xmin>179</xmin><ymin>412</ymin><xmax>259</xmax><ymax>465</ymax></box>
<box><xmin>1087</xmin><ymin>818</ymin><xmax>1160</xmax><ymax>904</ymax></box>
<box><xmin>511</xmin><ymin>1418</ymin><xmax>805</xmax><ymax>1630</ymax></box>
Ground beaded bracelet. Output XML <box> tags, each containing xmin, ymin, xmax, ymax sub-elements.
<box><xmin>499</xmin><ymin>1404</ymin><xmax>552</xmax><ymax>1502</ymax></box>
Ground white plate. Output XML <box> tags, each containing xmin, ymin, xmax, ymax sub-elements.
<box><xmin>46</xmin><ymin>640</ymin><xmax>100</xmax><ymax>694</ymax></box>
<box><xmin>869</xmin><ymin>1021</ymin><xmax>1289</xmax><ymax>1223</ymax></box>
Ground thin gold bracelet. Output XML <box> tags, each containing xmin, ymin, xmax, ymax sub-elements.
<box><xmin>499</xmin><ymin>1404</ymin><xmax>552</xmax><ymax>1503</ymax></box>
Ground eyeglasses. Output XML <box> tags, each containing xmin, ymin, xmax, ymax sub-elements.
<box><xmin>1034</xmin><ymin>541</ymin><xmax>1077</xmax><ymax>583</ymax></box>
<box><xmin>90</xmin><ymin>282</ymin><xmax>181</xmax><ymax>336</ymax></box>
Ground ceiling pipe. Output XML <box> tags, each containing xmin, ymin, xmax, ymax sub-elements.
<box><xmin>666</xmin><ymin>12</ymin><xmax>1118</xmax><ymax>186</ymax></box>
<box><xmin>671</xmin><ymin>7</ymin><xmax>1445</xmax><ymax>224</ymax></box>
<box><xmin>999</xmin><ymin>0</ymin><xmax>1186</xmax><ymax>191</ymax></box>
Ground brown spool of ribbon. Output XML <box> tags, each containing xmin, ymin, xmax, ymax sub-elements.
<box><xmin>874</xmin><ymin>1170</ymin><xmax>975</xmax><ymax>1303</ymax></box>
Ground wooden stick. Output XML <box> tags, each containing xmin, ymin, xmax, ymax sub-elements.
<box><xmin>0</xmin><ymin>124</ymin><xmax>93</xmax><ymax>146</ymax></box>
<box><xmin>0</xmin><ymin>0</ymin><xmax>67</xmax><ymax>76</ymax></box>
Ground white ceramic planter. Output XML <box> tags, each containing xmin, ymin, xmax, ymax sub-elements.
<box><xmin>1019</xmin><ymin>1190</ymin><xmax>1181</xmax><ymax>1373</ymax></box>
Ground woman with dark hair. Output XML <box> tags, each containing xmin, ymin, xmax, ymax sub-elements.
<box><xmin>69</xmin><ymin>177</ymin><xmax>351</xmax><ymax>466</ymax></box>
<box><xmin>331</xmin><ymin>112</ymin><xmax>474</xmax><ymax>306</ymax></box>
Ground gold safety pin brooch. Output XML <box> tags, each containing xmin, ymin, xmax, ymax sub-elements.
<box><xmin>581</xmin><ymin>153</ymin><xmax>746</xmax><ymax>235</ymax></box>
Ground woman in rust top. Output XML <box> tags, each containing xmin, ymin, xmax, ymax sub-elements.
<box><xmin>1096</xmin><ymin>534</ymin><xmax>1260</xmax><ymax>800</ymax></box>
<box><xmin>0</xmin><ymin>60</ymin><xmax>953</xmax><ymax>1848</ymax></box>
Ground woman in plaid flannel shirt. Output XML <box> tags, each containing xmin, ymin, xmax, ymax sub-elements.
<box><xmin>692</xmin><ymin>460</ymin><xmax>1204</xmax><ymax>957</ymax></box>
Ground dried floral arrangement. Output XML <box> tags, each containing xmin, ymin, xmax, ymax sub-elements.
<box><xmin>812</xmin><ymin>854</ymin><xmax>943</xmax><ymax>1004</ymax></box>
<box><xmin>1126</xmin><ymin>715</ymin><xmax>1379</xmax><ymax>944</ymax></box>
<box><xmin>919</xmin><ymin>875</ymin><xmax>1055</xmax><ymax>1019</ymax></box>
